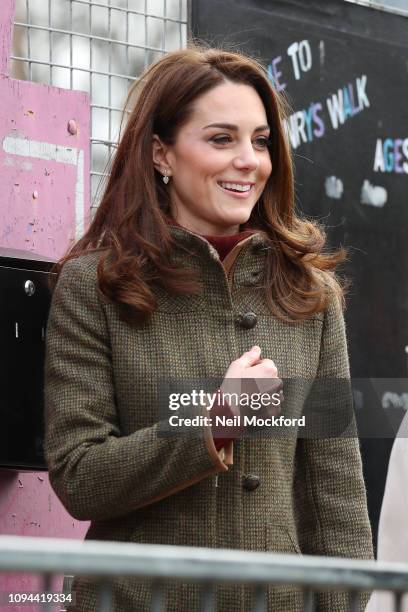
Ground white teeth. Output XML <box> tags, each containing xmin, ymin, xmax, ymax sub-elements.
<box><xmin>219</xmin><ymin>182</ymin><xmax>252</xmax><ymax>192</ymax></box>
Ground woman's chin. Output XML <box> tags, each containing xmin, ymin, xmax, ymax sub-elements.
<box><xmin>224</xmin><ymin>213</ymin><xmax>252</xmax><ymax>228</ymax></box>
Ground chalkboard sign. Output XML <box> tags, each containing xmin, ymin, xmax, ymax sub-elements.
<box><xmin>191</xmin><ymin>0</ymin><xmax>408</xmax><ymax>548</ymax></box>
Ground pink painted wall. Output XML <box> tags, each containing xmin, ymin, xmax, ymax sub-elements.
<box><xmin>0</xmin><ymin>0</ymin><xmax>91</xmax><ymax>608</ymax></box>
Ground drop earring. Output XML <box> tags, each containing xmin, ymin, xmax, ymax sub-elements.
<box><xmin>162</xmin><ymin>169</ymin><xmax>170</xmax><ymax>185</ymax></box>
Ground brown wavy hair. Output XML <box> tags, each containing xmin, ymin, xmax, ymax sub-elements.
<box><xmin>54</xmin><ymin>43</ymin><xmax>346</xmax><ymax>325</ymax></box>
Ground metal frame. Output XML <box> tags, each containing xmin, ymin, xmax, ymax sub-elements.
<box><xmin>1</xmin><ymin>536</ymin><xmax>408</xmax><ymax>611</ymax></box>
<box><xmin>344</xmin><ymin>0</ymin><xmax>408</xmax><ymax>18</ymax></box>
<box><xmin>10</xmin><ymin>0</ymin><xmax>188</xmax><ymax>213</ymax></box>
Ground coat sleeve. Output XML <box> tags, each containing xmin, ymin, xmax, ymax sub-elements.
<box><xmin>294</xmin><ymin>292</ymin><xmax>374</xmax><ymax>611</ymax></box>
<box><xmin>44</xmin><ymin>256</ymin><xmax>232</xmax><ymax>521</ymax></box>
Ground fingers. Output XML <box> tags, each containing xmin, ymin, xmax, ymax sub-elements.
<box><xmin>224</xmin><ymin>348</ymin><xmax>285</xmax><ymax>425</ymax></box>
<box><xmin>250</xmin><ymin>359</ymin><xmax>278</xmax><ymax>380</ymax></box>
<box><xmin>237</xmin><ymin>345</ymin><xmax>262</xmax><ymax>368</ymax></box>
<box><xmin>271</xmin><ymin>377</ymin><xmax>283</xmax><ymax>394</ymax></box>
<box><xmin>263</xmin><ymin>387</ymin><xmax>284</xmax><ymax>419</ymax></box>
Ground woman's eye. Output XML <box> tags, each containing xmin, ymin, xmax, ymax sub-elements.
<box><xmin>209</xmin><ymin>134</ymin><xmax>271</xmax><ymax>148</ymax></box>
<box><xmin>254</xmin><ymin>137</ymin><xmax>271</xmax><ymax>149</ymax></box>
<box><xmin>210</xmin><ymin>135</ymin><xmax>232</xmax><ymax>145</ymax></box>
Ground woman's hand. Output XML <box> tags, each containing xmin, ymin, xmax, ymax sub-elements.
<box><xmin>220</xmin><ymin>345</ymin><xmax>283</xmax><ymax>420</ymax></box>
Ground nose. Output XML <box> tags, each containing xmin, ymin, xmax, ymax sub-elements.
<box><xmin>233</xmin><ymin>140</ymin><xmax>260</xmax><ymax>172</ymax></box>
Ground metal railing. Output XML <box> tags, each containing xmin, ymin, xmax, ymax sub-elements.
<box><xmin>344</xmin><ymin>0</ymin><xmax>408</xmax><ymax>18</ymax></box>
<box><xmin>1</xmin><ymin>535</ymin><xmax>408</xmax><ymax>611</ymax></box>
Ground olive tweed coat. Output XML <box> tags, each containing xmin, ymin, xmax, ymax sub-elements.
<box><xmin>44</xmin><ymin>225</ymin><xmax>374</xmax><ymax>611</ymax></box>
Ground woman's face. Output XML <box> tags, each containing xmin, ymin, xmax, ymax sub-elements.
<box><xmin>153</xmin><ymin>81</ymin><xmax>273</xmax><ymax>236</ymax></box>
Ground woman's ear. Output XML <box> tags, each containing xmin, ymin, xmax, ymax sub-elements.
<box><xmin>152</xmin><ymin>135</ymin><xmax>171</xmax><ymax>177</ymax></box>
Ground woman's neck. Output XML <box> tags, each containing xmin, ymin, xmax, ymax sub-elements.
<box><xmin>166</xmin><ymin>215</ymin><xmax>252</xmax><ymax>238</ymax></box>
<box><xmin>166</xmin><ymin>215</ymin><xmax>255</xmax><ymax>261</ymax></box>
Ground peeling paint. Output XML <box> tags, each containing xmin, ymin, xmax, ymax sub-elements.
<box><xmin>2</xmin><ymin>156</ymin><xmax>32</xmax><ymax>170</ymax></box>
<box><xmin>0</xmin><ymin>5</ymin><xmax>91</xmax><ymax>598</ymax></box>
<box><xmin>2</xmin><ymin>134</ymin><xmax>85</xmax><ymax>238</ymax></box>
<box><xmin>9</xmin><ymin>128</ymin><xmax>26</xmax><ymax>138</ymax></box>
<box><xmin>67</xmin><ymin>119</ymin><xmax>78</xmax><ymax>135</ymax></box>
<box><xmin>1</xmin><ymin>224</ymin><xmax>13</xmax><ymax>239</ymax></box>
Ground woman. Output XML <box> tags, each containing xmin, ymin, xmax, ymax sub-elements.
<box><xmin>366</xmin><ymin>411</ymin><xmax>408</xmax><ymax>612</ymax></box>
<box><xmin>44</xmin><ymin>45</ymin><xmax>373</xmax><ymax>611</ymax></box>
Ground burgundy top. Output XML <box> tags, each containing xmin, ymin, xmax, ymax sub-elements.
<box><xmin>167</xmin><ymin>216</ymin><xmax>254</xmax><ymax>259</ymax></box>
<box><xmin>167</xmin><ymin>216</ymin><xmax>255</xmax><ymax>450</ymax></box>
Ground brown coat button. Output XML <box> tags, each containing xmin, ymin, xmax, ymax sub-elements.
<box><xmin>242</xmin><ymin>474</ymin><xmax>261</xmax><ymax>491</ymax></box>
<box><xmin>238</xmin><ymin>312</ymin><xmax>258</xmax><ymax>329</ymax></box>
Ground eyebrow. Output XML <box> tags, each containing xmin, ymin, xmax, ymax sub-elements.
<box><xmin>203</xmin><ymin>122</ymin><xmax>270</xmax><ymax>133</ymax></box>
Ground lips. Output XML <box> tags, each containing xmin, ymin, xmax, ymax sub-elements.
<box><xmin>217</xmin><ymin>181</ymin><xmax>255</xmax><ymax>196</ymax></box>
<box><xmin>218</xmin><ymin>181</ymin><xmax>252</xmax><ymax>193</ymax></box>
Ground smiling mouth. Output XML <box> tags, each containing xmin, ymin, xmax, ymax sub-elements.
<box><xmin>217</xmin><ymin>181</ymin><xmax>254</xmax><ymax>193</ymax></box>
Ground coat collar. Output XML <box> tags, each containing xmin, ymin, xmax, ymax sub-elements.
<box><xmin>168</xmin><ymin>223</ymin><xmax>270</xmax><ymax>277</ymax></box>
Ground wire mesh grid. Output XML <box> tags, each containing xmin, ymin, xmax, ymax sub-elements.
<box><xmin>10</xmin><ymin>0</ymin><xmax>188</xmax><ymax>215</ymax></box>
